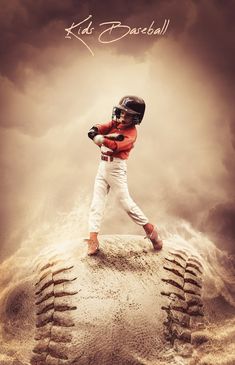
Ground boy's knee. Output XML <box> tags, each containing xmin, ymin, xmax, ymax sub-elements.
<box><xmin>119</xmin><ymin>197</ymin><xmax>135</xmax><ymax>212</ymax></box>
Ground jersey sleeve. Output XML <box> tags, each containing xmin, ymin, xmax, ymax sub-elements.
<box><xmin>115</xmin><ymin>132</ymin><xmax>137</xmax><ymax>152</ymax></box>
<box><xmin>103</xmin><ymin>127</ymin><xmax>137</xmax><ymax>152</ymax></box>
<box><xmin>95</xmin><ymin>121</ymin><xmax>114</xmax><ymax>135</ymax></box>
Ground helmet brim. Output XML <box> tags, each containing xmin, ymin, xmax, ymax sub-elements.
<box><xmin>116</xmin><ymin>105</ymin><xmax>141</xmax><ymax>115</ymax></box>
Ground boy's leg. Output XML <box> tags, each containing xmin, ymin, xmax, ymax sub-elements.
<box><xmin>109</xmin><ymin>161</ymin><xmax>162</xmax><ymax>250</ymax></box>
<box><xmin>108</xmin><ymin>161</ymin><xmax>148</xmax><ymax>225</ymax></box>
<box><xmin>87</xmin><ymin>163</ymin><xmax>110</xmax><ymax>255</ymax></box>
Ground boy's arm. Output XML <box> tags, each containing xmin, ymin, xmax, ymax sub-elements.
<box><xmin>88</xmin><ymin>122</ymin><xmax>137</xmax><ymax>152</ymax></box>
<box><xmin>103</xmin><ymin>129</ymin><xmax>137</xmax><ymax>152</ymax></box>
<box><xmin>95</xmin><ymin>121</ymin><xmax>114</xmax><ymax>135</ymax></box>
<box><xmin>88</xmin><ymin>121</ymin><xmax>113</xmax><ymax>139</ymax></box>
<box><xmin>88</xmin><ymin>121</ymin><xmax>114</xmax><ymax>140</ymax></box>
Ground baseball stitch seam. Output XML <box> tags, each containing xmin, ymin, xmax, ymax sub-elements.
<box><xmin>161</xmin><ymin>249</ymin><xmax>204</xmax><ymax>346</ymax></box>
<box><xmin>30</xmin><ymin>258</ymin><xmax>78</xmax><ymax>365</ymax></box>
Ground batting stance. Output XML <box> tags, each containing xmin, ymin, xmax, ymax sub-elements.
<box><xmin>86</xmin><ymin>96</ymin><xmax>163</xmax><ymax>255</ymax></box>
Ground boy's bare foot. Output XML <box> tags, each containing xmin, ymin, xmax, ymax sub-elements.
<box><xmin>143</xmin><ymin>223</ymin><xmax>163</xmax><ymax>251</ymax></box>
<box><xmin>85</xmin><ymin>232</ymin><xmax>100</xmax><ymax>256</ymax></box>
<box><xmin>85</xmin><ymin>238</ymin><xmax>100</xmax><ymax>255</ymax></box>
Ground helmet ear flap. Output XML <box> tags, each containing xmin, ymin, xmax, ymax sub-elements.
<box><xmin>133</xmin><ymin>115</ymin><xmax>141</xmax><ymax>124</ymax></box>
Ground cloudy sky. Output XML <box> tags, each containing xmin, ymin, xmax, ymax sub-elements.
<box><xmin>0</xmin><ymin>0</ymin><xmax>235</xmax><ymax>261</ymax></box>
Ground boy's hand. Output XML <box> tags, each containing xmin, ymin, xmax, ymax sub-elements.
<box><xmin>88</xmin><ymin>126</ymin><xmax>99</xmax><ymax>140</ymax></box>
<box><xmin>93</xmin><ymin>135</ymin><xmax>104</xmax><ymax>146</ymax></box>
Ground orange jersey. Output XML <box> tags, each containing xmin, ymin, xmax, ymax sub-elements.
<box><xmin>95</xmin><ymin>120</ymin><xmax>137</xmax><ymax>160</ymax></box>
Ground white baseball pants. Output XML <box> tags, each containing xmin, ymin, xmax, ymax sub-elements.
<box><xmin>88</xmin><ymin>158</ymin><xmax>149</xmax><ymax>232</ymax></box>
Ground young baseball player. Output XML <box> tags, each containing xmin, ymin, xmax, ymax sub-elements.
<box><xmin>86</xmin><ymin>96</ymin><xmax>163</xmax><ymax>255</ymax></box>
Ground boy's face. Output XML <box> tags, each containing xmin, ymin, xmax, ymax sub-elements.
<box><xmin>118</xmin><ymin>110</ymin><xmax>135</xmax><ymax>127</ymax></box>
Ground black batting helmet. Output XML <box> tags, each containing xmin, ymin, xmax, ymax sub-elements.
<box><xmin>113</xmin><ymin>96</ymin><xmax>146</xmax><ymax>124</ymax></box>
